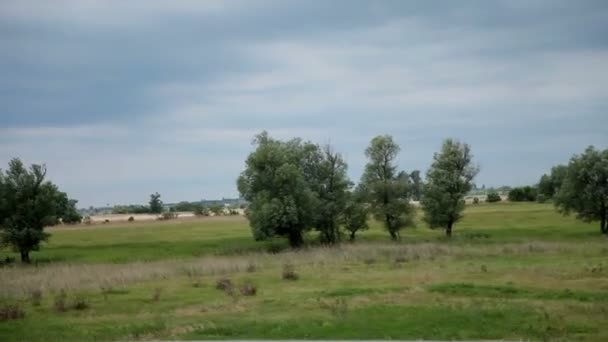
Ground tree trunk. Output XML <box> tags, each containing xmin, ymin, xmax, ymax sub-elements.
<box><xmin>288</xmin><ymin>230</ymin><xmax>303</xmax><ymax>248</ymax></box>
<box><xmin>350</xmin><ymin>231</ymin><xmax>356</xmax><ymax>242</ymax></box>
<box><xmin>446</xmin><ymin>221</ymin><xmax>453</xmax><ymax>238</ymax></box>
<box><xmin>601</xmin><ymin>210</ymin><xmax>607</xmax><ymax>235</ymax></box>
<box><xmin>20</xmin><ymin>250</ymin><xmax>30</xmax><ymax>263</ymax></box>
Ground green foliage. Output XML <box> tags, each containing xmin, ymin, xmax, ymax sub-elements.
<box><xmin>538</xmin><ymin>165</ymin><xmax>567</xmax><ymax>199</ymax></box>
<box><xmin>60</xmin><ymin>199</ymin><xmax>82</xmax><ymax>224</ymax></box>
<box><xmin>193</xmin><ymin>206</ymin><xmax>210</xmax><ymax>216</ymax></box>
<box><xmin>472</xmin><ymin>197</ymin><xmax>480</xmax><ymax>204</ymax></box>
<box><xmin>238</xmin><ymin>132</ymin><xmax>345</xmax><ymax>247</ymax></box>
<box><xmin>360</xmin><ymin>135</ymin><xmax>415</xmax><ymax>240</ymax></box>
<box><xmin>508</xmin><ymin>186</ymin><xmax>537</xmax><ymax>202</ymax></box>
<box><xmin>554</xmin><ymin>146</ymin><xmax>608</xmax><ymax>234</ymax></box>
<box><xmin>421</xmin><ymin>139</ymin><xmax>478</xmax><ymax>237</ymax></box>
<box><xmin>408</xmin><ymin>170</ymin><xmax>423</xmax><ymax>201</ymax></box>
<box><xmin>0</xmin><ymin>158</ymin><xmax>75</xmax><ymax>262</ymax></box>
<box><xmin>210</xmin><ymin>205</ymin><xmax>224</xmax><ymax>216</ymax></box>
<box><xmin>341</xmin><ymin>188</ymin><xmax>369</xmax><ymax>241</ymax></box>
<box><xmin>311</xmin><ymin>145</ymin><xmax>352</xmax><ymax>244</ymax></box>
<box><xmin>486</xmin><ymin>192</ymin><xmax>501</xmax><ymax>203</ymax></box>
<box><xmin>149</xmin><ymin>192</ymin><xmax>163</xmax><ymax>214</ymax></box>
<box><xmin>112</xmin><ymin>204</ymin><xmax>151</xmax><ymax>214</ymax></box>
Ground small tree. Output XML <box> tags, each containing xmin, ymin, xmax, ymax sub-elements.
<box><xmin>0</xmin><ymin>159</ymin><xmax>75</xmax><ymax>262</ymax></box>
<box><xmin>360</xmin><ymin>135</ymin><xmax>415</xmax><ymax>240</ymax></box>
<box><xmin>554</xmin><ymin>146</ymin><xmax>608</xmax><ymax>234</ymax></box>
<box><xmin>149</xmin><ymin>192</ymin><xmax>163</xmax><ymax>214</ymax></box>
<box><xmin>312</xmin><ymin>145</ymin><xmax>352</xmax><ymax>244</ymax></box>
<box><xmin>210</xmin><ymin>205</ymin><xmax>224</xmax><ymax>216</ymax></box>
<box><xmin>421</xmin><ymin>139</ymin><xmax>479</xmax><ymax>237</ymax></box>
<box><xmin>508</xmin><ymin>186</ymin><xmax>537</xmax><ymax>202</ymax></box>
<box><xmin>60</xmin><ymin>199</ymin><xmax>82</xmax><ymax>224</ymax></box>
<box><xmin>341</xmin><ymin>188</ymin><xmax>369</xmax><ymax>241</ymax></box>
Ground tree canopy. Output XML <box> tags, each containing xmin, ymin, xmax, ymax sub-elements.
<box><xmin>554</xmin><ymin>146</ymin><xmax>608</xmax><ymax>234</ymax></box>
<box><xmin>421</xmin><ymin>139</ymin><xmax>478</xmax><ymax>237</ymax></box>
<box><xmin>149</xmin><ymin>192</ymin><xmax>163</xmax><ymax>214</ymax></box>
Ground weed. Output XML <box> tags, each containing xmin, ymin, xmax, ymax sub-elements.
<box><xmin>317</xmin><ymin>297</ymin><xmax>348</xmax><ymax>317</ymax></box>
<box><xmin>0</xmin><ymin>304</ymin><xmax>25</xmax><ymax>321</ymax></box>
<box><xmin>282</xmin><ymin>264</ymin><xmax>299</xmax><ymax>280</ymax></box>
<box><xmin>72</xmin><ymin>296</ymin><xmax>89</xmax><ymax>310</ymax></box>
<box><xmin>30</xmin><ymin>289</ymin><xmax>43</xmax><ymax>306</ymax></box>
<box><xmin>216</xmin><ymin>278</ymin><xmax>233</xmax><ymax>291</ymax></box>
<box><xmin>54</xmin><ymin>290</ymin><xmax>68</xmax><ymax>312</ymax></box>
<box><xmin>240</xmin><ymin>281</ymin><xmax>257</xmax><ymax>296</ymax></box>
<box><xmin>480</xmin><ymin>264</ymin><xmax>488</xmax><ymax>273</ymax></box>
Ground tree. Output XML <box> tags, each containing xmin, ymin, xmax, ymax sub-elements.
<box><xmin>149</xmin><ymin>192</ymin><xmax>163</xmax><ymax>214</ymax></box>
<box><xmin>210</xmin><ymin>204</ymin><xmax>224</xmax><ymax>216</ymax></box>
<box><xmin>421</xmin><ymin>139</ymin><xmax>478</xmax><ymax>237</ymax></box>
<box><xmin>409</xmin><ymin>170</ymin><xmax>423</xmax><ymax>201</ymax></box>
<box><xmin>341</xmin><ymin>187</ymin><xmax>369</xmax><ymax>241</ymax></box>
<box><xmin>538</xmin><ymin>165</ymin><xmax>567</xmax><ymax>199</ymax></box>
<box><xmin>237</xmin><ymin>132</ymin><xmax>319</xmax><ymax>247</ymax></box>
<box><xmin>360</xmin><ymin>135</ymin><xmax>415</xmax><ymax>240</ymax></box>
<box><xmin>0</xmin><ymin>159</ymin><xmax>76</xmax><ymax>262</ymax></box>
<box><xmin>554</xmin><ymin>146</ymin><xmax>608</xmax><ymax>234</ymax></box>
<box><xmin>311</xmin><ymin>145</ymin><xmax>352</xmax><ymax>244</ymax></box>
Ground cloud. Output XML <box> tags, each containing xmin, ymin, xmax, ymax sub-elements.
<box><xmin>1</xmin><ymin>1</ymin><xmax>607</xmax><ymax>206</ymax></box>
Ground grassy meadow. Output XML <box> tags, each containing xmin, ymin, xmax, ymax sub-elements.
<box><xmin>1</xmin><ymin>202</ymin><xmax>607</xmax><ymax>341</ymax></box>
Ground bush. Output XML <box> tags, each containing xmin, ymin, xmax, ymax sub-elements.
<box><xmin>472</xmin><ymin>197</ymin><xmax>480</xmax><ymax>204</ymax></box>
<box><xmin>151</xmin><ymin>287</ymin><xmax>162</xmax><ymax>302</ymax></box>
<box><xmin>486</xmin><ymin>192</ymin><xmax>501</xmax><ymax>203</ymax></box>
<box><xmin>83</xmin><ymin>216</ymin><xmax>92</xmax><ymax>225</ymax></box>
<box><xmin>282</xmin><ymin>264</ymin><xmax>299</xmax><ymax>280</ymax></box>
<box><xmin>193</xmin><ymin>206</ymin><xmax>210</xmax><ymax>217</ymax></box>
<box><xmin>127</xmin><ymin>216</ymin><xmax>135</xmax><ymax>222</ymax></box>
<box><xmin>0</xmin><ymin>304</ymin><xmax>25</xmax><ymax>321</ymax></box>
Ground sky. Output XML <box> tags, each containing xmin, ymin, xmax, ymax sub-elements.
<box><xmin>1</xmin><ymin>0</ymin><xmax>607</xmax><ymax>208</ymax></box>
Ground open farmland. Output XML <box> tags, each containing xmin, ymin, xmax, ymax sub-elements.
<box><xmin>1</xmin><ymin>202</ymin><xmax>607</xmax><ymax>341</ymax></box>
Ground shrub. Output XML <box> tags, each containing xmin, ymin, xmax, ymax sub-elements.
<box><xmin>128</xmin><ymin>216</ymin><xmax>135</xmax><ymax>222</ymax></box>
<box><xmin>0</xmin><ymin>304</ymin><xmax>25</xmax><ymax>321</ymax></box>
<box><xmin>30</xmin><ymin>289</ymin><xmax>43</xmax><ymax>306</ymax></box>
<box><xmin>239</xmin><ymin>281</ymin><xmax>257</xmax><ymax>296</ymax></box>
<box><xmin>317</xmin><ymin>297</ymin><xmax>348</xmax><ymax>317</ymax></box>
<box><xmin>83</xmin><ymin>216</ymin><xmax>92</xmax><ymax>225</ymax></box>
<box><xmin>54</xmin><ymin>290</ymin><xmax>68</xmax><ymax>312</ymax></box>
<box><xmin>472</xmin><ymin>197</ymin><xmax>480</xmax><ymax>204</ymax></box>
<box><xmin>282</xmin><ymin>264</ymin><xmax>299</xmax><ymax>280</ymax></box>
<box><xmin>103</xmin><ymin>219</ymin><xmax>110</xmax><ymax>224</ymax></box>
<box><xmin>215</xmin><ymin>278</ymin><xmax>233</xmax><ymax>291</ymax></box>
<box><xmin>486</xmin><ymin>192</ymin><xmax>501</xmax><ymax>203</ymax></box>
<box><xmin>152</xmin><ymin>287</ymin><xmax>162</xmax><ymax>302</ymax></box>
<box><xmin>246</xmin><ymin>262</ymin><xmax>257</xmax><ymax>273</ymax></box>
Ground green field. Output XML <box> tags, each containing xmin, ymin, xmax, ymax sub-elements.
<box><xmin>1</xmin><ymin>202</ymin><xmax>607</xmax><ymax>341</ymax></box>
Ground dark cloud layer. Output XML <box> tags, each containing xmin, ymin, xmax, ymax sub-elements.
<box><xmin>1</xmin><ymin>0</ymin><xmax>607</xmax><ymax>206</ymax></box>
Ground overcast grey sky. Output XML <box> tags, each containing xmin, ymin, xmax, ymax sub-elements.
<box><xmin>1</xmin><ymin>0</ymin><xmax>607</xmax><ymax>207</ymax></box>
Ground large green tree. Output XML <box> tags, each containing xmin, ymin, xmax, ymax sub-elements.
<box><xmin>554</xmin><ymin>146</ymin><xmax>608</xmax><ymax>234</ymax></box>
<box><xmin>341</xmin><ymin>186</ymin><xmax>369</xmax><ymax>241</ymax></box>
<box><xmin>237</xmin><ymin>132</ymin><xmax>319</xmax><ymax>247</ymax></box>
<box><xmin>360</xmin><ymin>135</ymin><xmax>415</xmax><ymax>240</ymax></box>
<box><xmin>149</xmin><ymin>192</ymin><xmax>163</xmax><ymax>214</ymax></box>
<box><xmin>0</xmin><ymin>159</ymin><xmax>76</xmax><ymax>262</ymax></box>
<box><xmin>421</xmin><ymin>139</ymin><xmax>478</xmax><ymax>237</ymax></box>
<box><xmin>409</xmin><ymin>170</ymin><xmax>423</xmax><ymax>201</ymax></box>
